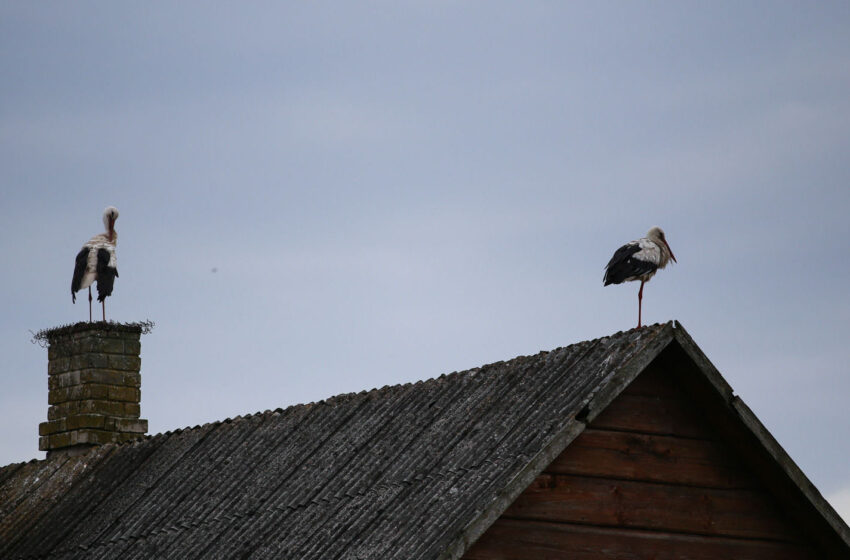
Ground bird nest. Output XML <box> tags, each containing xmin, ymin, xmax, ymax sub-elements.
<box><xmin>31</xmin><ymin>320</ymin><xmax>155</xmax><ymax>347</ymax></box>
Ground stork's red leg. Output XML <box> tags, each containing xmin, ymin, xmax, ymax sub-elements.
<box><xmin>88</xmin><ymin>287</ymin><xmax>93</xmax><ymax>323</ymax></box>
<box><xmin>637</xmin><ymin>280</ymin><xmax>645</xmax><ymax>328</ymax></box>
<box><xmin>102</xmin><ymin>300</ymin><xmax>106</xmax><ymax>322</ymax></box>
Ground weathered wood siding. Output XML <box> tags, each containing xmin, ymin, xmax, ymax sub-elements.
<box><xmin>463</xmin><ymin>364</ymin><xmax>822</xmax><ymax>559</ymax></box>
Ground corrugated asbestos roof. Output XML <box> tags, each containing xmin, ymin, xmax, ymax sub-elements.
<box><xmin>2</xmin><ymin>321</ymin><xmax>846</xmax><ymax>559</ymax></box>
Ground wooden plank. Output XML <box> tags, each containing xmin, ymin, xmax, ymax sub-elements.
<box><xmin>620</xmin><ymin>362</ymin><xmax>684</xmax><ymax>398</ymax></box>
<box><xmin>590</xmin><ymin>392</ymin><xmax>714</xmax><ymax>438</ymax></box>
<box><xmin>462</xmin><ymin>519</ymin><xmax>820</xmax><ymax>560</ymax></box>
<box><xmin>502</xmin><ymin>473</ymin><xmax>804</xmax><ymax>542</ymax></box>
<box><xmin>547</xmin><ymin>428</ymin><xmax>757</xmax><ymax>489</ymax></box>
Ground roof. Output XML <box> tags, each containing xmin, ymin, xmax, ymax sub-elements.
<box><xmin>1</xmin><ymin>321</ymin><xmax>848</xmax><ymax>559</ymax></box>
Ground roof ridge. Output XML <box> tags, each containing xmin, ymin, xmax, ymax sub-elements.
<box><xmin>16</xmin><ymin>323</ymin><xmax>674</xmax><ymax>465</ymax></box>
<box><xmin>153</xmin><ymin>322</ymin><xmax>670</xmax><ymax>436</ymax></box>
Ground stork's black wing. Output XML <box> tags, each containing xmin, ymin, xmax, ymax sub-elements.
<box><xmin>603</xmin><ymin>242</ymin><xmax>657</xmax><ymax>285</ymax></box>
<box><xmin>95</xmin><ymin>248</ymin><xmax>118</xmax><ymax>302</ymax></box>
<box><xmin>71</xmin><ymin>247</ymin><xmax>89</xmax><ymax>303</ymax></box>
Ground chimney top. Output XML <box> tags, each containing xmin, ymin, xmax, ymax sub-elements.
<box><xmin>33</xmin><ymin>320</ymin><xmax>154</xmax><ymax>343</ymax></box>
<box><xmin>37</xmin><ymin>321</ymin><xmax>152</xmax><ymax>458</ymax></box>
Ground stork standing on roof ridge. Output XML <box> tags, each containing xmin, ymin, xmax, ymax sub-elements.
<box><xmin>71</xmin><ymin>206</ymin><xmax>119</xmax><ymax>322</ymax></box>
<box><xmin>604</xmin><ymin>226</ymin><xmax>676</xmax><ymax>328</ymax></box>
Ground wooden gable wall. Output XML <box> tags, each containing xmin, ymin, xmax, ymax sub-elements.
<box><xmin>463</xmin><ymin>360</ymin><xmax>823</xmax><ymax>559</ymax></box>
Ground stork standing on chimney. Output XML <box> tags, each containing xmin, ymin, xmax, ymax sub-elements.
<box><xmin>604</xmin><ymin>226</ymin><xmax>676</xmax><ymax>328</ymax></box>
<box><xmin>72</xmin><ymin>206</ymin><xmax>119</xmax><ymax>322</ymax></box>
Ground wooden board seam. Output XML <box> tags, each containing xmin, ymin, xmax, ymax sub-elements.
<box><xmin>495</xmin><ymin>516</ymin><xmax>808</xmax><ymax>546</ymax></box>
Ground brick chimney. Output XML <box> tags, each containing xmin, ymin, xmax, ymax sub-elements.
<box><xmin>37</xmin><ymin>322</ymin><xmax>150</xmax><ymax>458</ymax></box>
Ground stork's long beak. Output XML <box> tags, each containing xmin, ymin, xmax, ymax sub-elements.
<box><xmin>108</xmin><ymin>216</ymin><xmax>115</xmax><ymax>241</ymax></box>
<box><xmin>665</xmin><ymin>241</ymin><xmax>677</xmax><ymax>263</ymax></box>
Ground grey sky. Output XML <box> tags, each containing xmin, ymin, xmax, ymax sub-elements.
<box><xmin>2</xmin><ymin>2</ymin><xmax>849</xmax><ymax>520</ymax></box>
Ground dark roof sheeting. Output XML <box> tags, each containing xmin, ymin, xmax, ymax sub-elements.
<box><xmin>1</xmin><ymin>324</ymin><xmax>668</xmax><ymax>559</ymax></box>
<box><xmin>2</xmin><ymin>321</ymin><xmax>848</xmax><ymax>559</ymax></box>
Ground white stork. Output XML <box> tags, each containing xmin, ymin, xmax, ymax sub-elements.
<box><xmin>604</xmin><ymin>226</ymin><xmax>676</xmax><ymax>328</ymax></box>
<box><xmin>71</xmin><ymin>206</ymin><xmax>119</xmax><ymax>322</ymax></box>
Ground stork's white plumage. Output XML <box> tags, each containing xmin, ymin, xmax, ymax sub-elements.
<box><xmin>71</xmin><ymin>207</ymin><xmax>119</xmax><ymax>322</ymax></box>
<box><xmin>604</xmin><ymin>226</ymin><xmax>676</xmax><ymax>328</ymax></box>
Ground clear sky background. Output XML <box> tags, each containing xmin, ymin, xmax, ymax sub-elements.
<box><xmin>2</xmin><ymin>2</ymin><xmax>849</xmax><ymax>521</ymax></box>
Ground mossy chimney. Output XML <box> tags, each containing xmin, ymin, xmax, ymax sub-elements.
<box><xmin>37</xmin><ymin>322</ymin><xmax>150</xmax><ymax>458</ymax></box>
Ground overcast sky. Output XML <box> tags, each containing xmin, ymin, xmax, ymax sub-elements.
<box><xmin>2</xmin><ymin>2</ymin><xmax>849</xmax><ymax>522</ymax></box>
